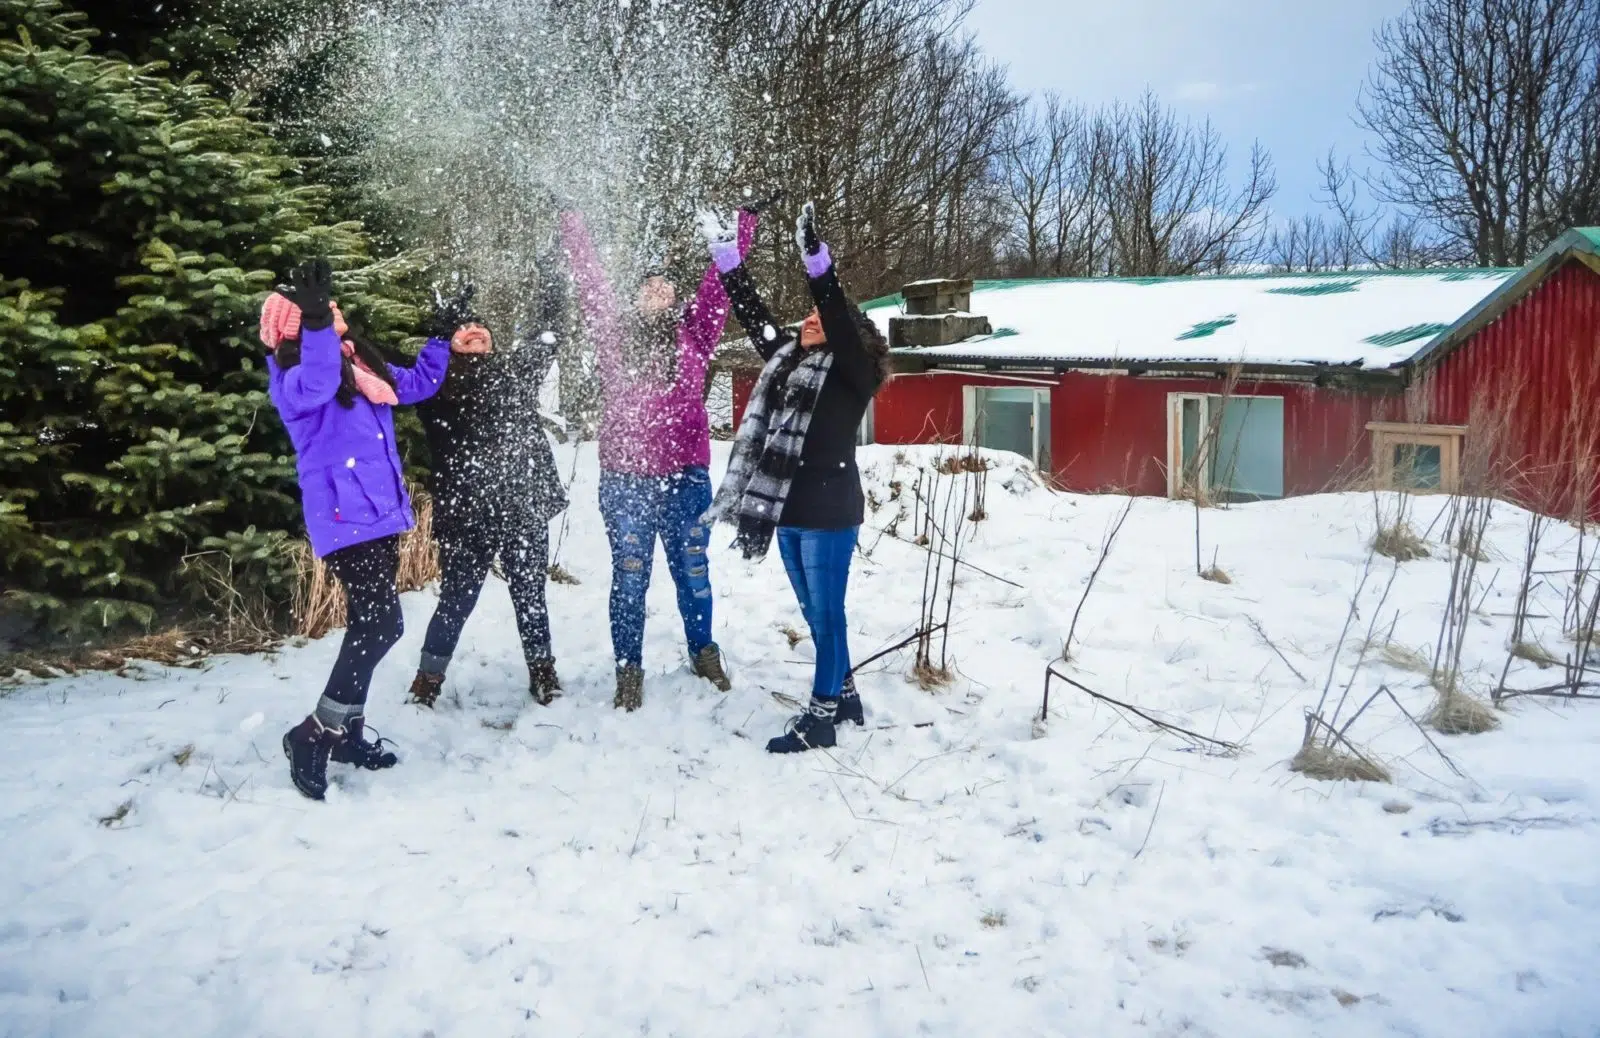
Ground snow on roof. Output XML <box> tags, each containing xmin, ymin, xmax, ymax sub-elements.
<box><xmin>871</xmin><ymin>269</ymin><xmax>1518</xmax><ymax>370</ymax></box>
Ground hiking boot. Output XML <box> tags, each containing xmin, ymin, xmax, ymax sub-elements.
<box><xmin>408</xmin><ymin>669</ymin><xmax>444</xmax><ymax>709</ymax></box>
<box><xmin>283</xmin><ymin>714</ymin><xmax>343</xmax><ymax>801</ymax></box>
<box><xmin>836</xmin><ymin>675</ymin><xmax>865</xmax><ymax>727</ymax></box>
<box><xmin>529</xmin><ymin>658</ymin><xmax>562</xmax><ymax>707</ymax></box>
<box><xmin>691</xmin><ymin>643</ymin><xmax>732</xmax><ymax>692</ymax></box>
<box><xmin>766</xmin><ymin>697</ymin><xmax>838</xmax><ymax>754</ymax></box>
<box><xmin>615</xmin><ymin>664</ymin><xmax>644</xmax><ymax>712</ymax></box>
<box><xmin>330</xmin><ymin>714</ymin><xmax>398</xmax><ymax>771</ymax></box>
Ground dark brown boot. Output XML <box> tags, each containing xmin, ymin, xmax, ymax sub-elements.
<box><xmin>691</xmin><ymin>644</ymin><xmax>732</xmax><ymax>692</ymax></box>
<box><xmin>529</xmin><ymin>658</ymin><xmax>562</xmax><ymax>706</ymax></box>
<box><xmin>408</xmin><ymin>669</ymin><xmax>444</xmax><ymax>709</ymax></box>
<box><xmin>614</xmin><ymin>664</ymin><xmax>643</xmax><ymax>712</ymax></box>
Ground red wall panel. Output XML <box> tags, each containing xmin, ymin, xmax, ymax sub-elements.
<box><xmin>1413</xmin><ymin>261</ymin><xmax>1600</xmax><ymax>517</ymax></box>
<box><xmin>869</xmin><ymin>369</ymin><xmax>1398</xmax><ymax>498</ymax></box>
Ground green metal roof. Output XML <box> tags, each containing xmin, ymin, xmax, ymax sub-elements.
<box><xmin>858</xmin><ymin>265</ymin><xmax>1516</xmax><ymax>313</ymax></box>
<box><xmin>1401</xmin><ymin>227</ymin><xmax>1600</xmax><ymax>369</ymax></box>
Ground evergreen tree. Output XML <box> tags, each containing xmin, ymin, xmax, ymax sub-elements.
<box><xmin>0</xmin><ymin>0</ymin><xmax>421</xmax><ymax>638</ymax></box>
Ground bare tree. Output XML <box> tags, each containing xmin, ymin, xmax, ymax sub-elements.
<box><xmin>1265</xmin><ymin>212</ymin><xmax>1363</xmax><ymax>272</ymax></box>
<box><xmin>1100</xmin><ymin>92</ymin><xmax>1277</xmax><ymax>276</ymax></box>
<box><xmin>1356</xmin><ymin>0</ymin><xmax>1600</xmax><ymax>266</ymax></box>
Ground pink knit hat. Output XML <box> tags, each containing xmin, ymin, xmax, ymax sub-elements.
<box><xmin>259</xmin><ymin>292</ymin><xmax>302</xmax><ymax>350</ymax></box>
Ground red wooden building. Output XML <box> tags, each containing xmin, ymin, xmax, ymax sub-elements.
<box><xmin>724</xmin><ymin>229</ymin><xmax>1600</xmax><ymax>516</ymax></box>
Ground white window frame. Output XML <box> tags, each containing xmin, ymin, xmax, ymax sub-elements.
<box><xmin>964</xmin><ymin>384</ymin><xmax>1051</xmax><ymax>467</ymax></box>
<box><xmin>1167</xmin><ymin>392</ymin><xmax>1286</xmax><ymax>501</ymax></box>
<box><xmin>1166</xmin><ymin>393</ymin><xmax>1212</xmax><ymax>498</ymax></box>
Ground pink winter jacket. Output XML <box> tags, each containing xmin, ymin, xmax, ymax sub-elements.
<box><xmin>560</xmin><ymin>209</ymin><xmax>756</xmax><ymax>476</ymax></box>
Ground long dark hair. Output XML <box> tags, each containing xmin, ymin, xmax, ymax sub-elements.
<box><xmin>274</xmin><ymin>327</ymin><xmax>399</xmax><ymax>409</ymax></box>
<box><xmin>848</xmin><ymin>302</ymin><xmax>893</xmax><ymax>386</ymax></box>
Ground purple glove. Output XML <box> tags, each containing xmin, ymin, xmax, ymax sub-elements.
<box><xmin>699</xmin><ymin>209</ymin><xmax>743</xmax><ymax>274</ymax></box>
<box><xmin>803</xmin><ymin>242</ymin><xmax>832</xmax><ymax>279</ymax></box>
<box><xmin>710</xmin><ymin>238</ymin><xmax>743</xmax><ymax>274</ymax></box>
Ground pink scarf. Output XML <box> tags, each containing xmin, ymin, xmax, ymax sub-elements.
<box><xmin>259</xmin><ymin>293</ymin><xmax>399</xmax><ymax>406</ymax></box>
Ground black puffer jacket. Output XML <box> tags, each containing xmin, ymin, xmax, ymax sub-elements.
<box><xmin>418</xmin><ymin>274</ymin><xmax>569</xmax><ymax>544</ymax></box>
<box><xmin>721</xmin><ymin>261</ymin><xmax>884</xmax><ymax>530</ymax></box>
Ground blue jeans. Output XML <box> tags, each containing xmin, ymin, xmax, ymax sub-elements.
<box><xmin>599</xmin><ymin>466</ymin><xmax>714</xmax><ymax>669</ymax></box>
<box><xmin>777</xmin><ymin>526</ymin><xmax>858</xmax><ymax>699</ymax></box>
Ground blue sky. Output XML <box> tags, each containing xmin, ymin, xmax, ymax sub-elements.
<box><xmin>968</xmin><ymin>0</ymin><xmax>1413</xmax><ymax>219</ymax></box>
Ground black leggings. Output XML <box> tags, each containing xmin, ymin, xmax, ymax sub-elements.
<box><xmin>422</xmin><ymin>514</ymin><xmax>552</xmax><ymax>668</ymax></box>
<box><xmin>322</xmin><ymin>534</ymin><xmax>404</xmax><ymax>707</ymax></box>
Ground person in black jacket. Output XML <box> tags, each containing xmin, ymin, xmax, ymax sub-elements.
<box><xmin>406</xmin><ymin>266</ymin><xmax>571</xmax><ymax>709</ymax></box>
<box><xmin>703</xmin><ymin>202</ymin><xmax>891</xmax><ymax>753</ymax></box>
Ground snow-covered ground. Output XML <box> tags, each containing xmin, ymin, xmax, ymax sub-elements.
<box><xmin>3</xmin><ymin>444</ymin><xmax>1598</xmax><ymax>1037</ymax></box>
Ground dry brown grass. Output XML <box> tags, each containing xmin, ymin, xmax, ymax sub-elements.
<box><xmin>1426</xmin><ymin>690</ymin><xmax>1501</xmax><ymax>735</ymax></box>
<box><xmin>1</xmin><ymin>627</ymin><xmax>217</xmax><ymax>684</ymax></box>
<box><xmin>937</xmin><ymin>451</ymin><xmax>991</xmax><ymax>475</ymax></box>
<box><xmin>1289</xmin><ymin>743</ymin><xmax>1392</xmax><ymax>783</ymax></box>
<box><xmin>1510</xmin><ymin>640</ymin><xmax>1562</xmax><ymax>669</ymax></box>
<box><xmin>912</xmin><ymin>661</ymin><xmax>954</xmax><ymax>690</ymax></box>
<box><xmin>293</xmin><ymin>544</ymin><xmax>347</xmax><ymax>640</ymax></box>
<box><xmin>980</xmin><ymin>910</ymin><xmax>1007</xmax><ymax>929</ymax></box>
<box><xmin>1373</xmin><ymin>523</ymin><xmax>1429</xmax><ymax>561</ymax></box>
<box><xmin>397</xmin><ymin>489</ymin><xmax>441</xmax><ymax>593</ymax></box>
<box><xmin>1376</xmin><ymin>641</ymin><xmax>1432</xmax><ymax>674</ymax></box>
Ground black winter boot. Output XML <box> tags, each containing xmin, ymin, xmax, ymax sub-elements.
<box><xmin>529</xmin><ymin>658</ymin><xmax>562</xmax><ymax>706</ymax></box>
<box><xmin>766</xmin><ymin>697</ymin><xmax>839</xmax><ymax>754</ymax></box>
<box><xmin>330</xmin><ymin>714</ymin><xmax>398</xmax><ymax>770</ymax></box>
<box><xmin>836</xmin><ymin>675</ymin><xmax>864</xmax><ymax>727</ymax></box>
<box><xmin>283</xmin><ymin>714</ymin><xmax>343</xmax><ymax>800</ymax></box>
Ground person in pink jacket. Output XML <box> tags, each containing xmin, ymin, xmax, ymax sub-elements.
<box><xmin>559</xmin><ymin>204</ymin><xmax>756</xmax><ymax>710</ymax></box>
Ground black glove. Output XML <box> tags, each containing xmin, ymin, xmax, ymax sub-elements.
<box><xmin>794</xmin><ymin>201</ymin><xmax>822</xmax><ymax>257</ymax></box>
<box><xmin>742</xmin><ymin>189</ymin><xmax>784</xmax><ymax>215</ymax></box>
<box><xmin>425</xmin><ymin>279</ymin><xmax>478</xmax><ymax>340</ymax></box>
<box><xmin>280</xmin><ymin>259</ymin><xmax>335</xmax><ymax>331</ymax></box>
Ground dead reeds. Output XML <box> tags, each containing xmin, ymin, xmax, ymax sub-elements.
<box><xmin>909</xmin><ymin>454</ymin><xmax>978</xmax><ymax>689</ymax></box>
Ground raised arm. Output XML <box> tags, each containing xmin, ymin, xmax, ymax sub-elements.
<box><xmin>388</xmin><ymin>337</ymin><xmax>452</xmax><ymax>405</ymax></box>
<box><xmin>720</xmin><ymin>264</ymin><xmax>791</xmax><ymax>362</ymax></box>
<box><xmin>680</xmin><ymin>208</ymin><xmax>758</xmax><ymax>362</ymax></box>
<box><xmin>268</xmin><ymin>324</ymin><xmax>345</xmax><ymax>415</ymax></box>
<box><xmin>513</xmin><ymin>255</ymin><xmax>569</xmax><ymax>382</ymax></box>
<box><xmin>558</xmin><ymin>210</ymin><xmax>624</xmax><ymax>387</ymax></box>
<box><xmin>804</xmin><ymin>242</ymin><xmax>881</xmax><ymax>400</ymax></box>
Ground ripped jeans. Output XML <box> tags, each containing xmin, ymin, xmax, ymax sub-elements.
<box><xmin>598</xmin><ymin>466</ymin><xmax>714</xmax><ymax>669</ymax></box>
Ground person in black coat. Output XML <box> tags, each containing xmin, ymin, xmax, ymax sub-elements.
<box><xmin>703</xmin><ymin>202</ymin><xmax>891</xmax><ymax>753</ymax></box>
<box><xmin>407</xmin><ymin>266</ymin><xmax>570</xmax><ymax>708</ymax></box>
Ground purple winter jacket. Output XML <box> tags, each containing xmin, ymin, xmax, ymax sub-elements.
<box><xmin>267</xmin><ymin>324</ymin><xmax>451</xmax><ymax>558</ymax></box>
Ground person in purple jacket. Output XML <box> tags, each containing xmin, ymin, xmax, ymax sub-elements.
<box><xmin>267</xmin><ymin>259</ymin><xmax>481</xmax><ymax>801</ymax></box>
<box><xmin>559</xmin><ymin>204</ymin><xmax>757</xmax><ymax>711</ymax></box>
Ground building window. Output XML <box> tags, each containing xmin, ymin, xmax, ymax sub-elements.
<box><xmin>1367</xmin><ymin>423</ymin><xmax>1465</xmax><ymax>493</ymax></box>
<box><xmin>963</xmin><ymin>385</ymin><xmax>1052</xmax><ymax>469</ymax></box>
<box><xmin>1168</xmin><ymin>393</ymin><xmax>1286</xmax><ymax>502</ymax></box>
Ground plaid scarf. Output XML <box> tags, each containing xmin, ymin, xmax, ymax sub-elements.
<box><xmin>706</xmin><ymin>340</ymin><xmax>834</xmax><ymax>559</ymax></box>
